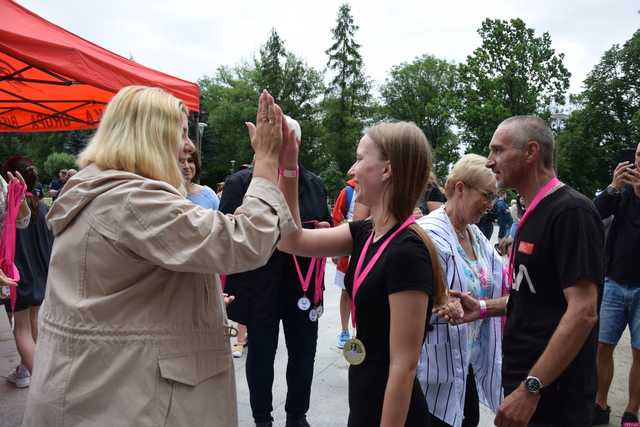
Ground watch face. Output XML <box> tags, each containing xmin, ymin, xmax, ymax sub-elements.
<box><xmin>525</xmin><ymin>377</ymin><xmax>541</xmax><ymax>393</ymax></box>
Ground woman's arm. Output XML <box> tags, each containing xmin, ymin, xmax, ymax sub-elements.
<box><xmin>275</xmin><ymin>124</ymin><xmax>353</xmax><ymax>258</ymax></box>
<box><xmin>381</xmin><ymin>290</ymin><xmax>428</xmax><ymax>427</ymax></box>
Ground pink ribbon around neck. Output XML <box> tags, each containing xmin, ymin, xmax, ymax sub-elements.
<box><xmin>293</xmin><ymin>256</ymin><xmax>326</xmax><ymax>305</ymax></box>
<box><xmin>351</xmin><ymin>216</ymin><xmax>416</xmax><ymax>328</ymax></box>
<box><xmin>507</xmin><ymin>176</ymin><xmax>561</xmax><ymax>288</ymax></box>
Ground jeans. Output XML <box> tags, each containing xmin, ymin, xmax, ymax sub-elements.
<box><xmin>598</xmin><ymin>277</ymin><xmax>640</xmax><ymax>349</ymax></box>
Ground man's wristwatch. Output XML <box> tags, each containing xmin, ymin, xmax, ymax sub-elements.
<box><xmin>523</xmin><ymin>376</ymin><xmax>544</xmax><ymax>394</ymax></box>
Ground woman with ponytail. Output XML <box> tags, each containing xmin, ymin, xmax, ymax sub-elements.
<box><xmin>276</xmin><ymin>121</ymin><xmax>447</xmax><ymax>426</ymax></box>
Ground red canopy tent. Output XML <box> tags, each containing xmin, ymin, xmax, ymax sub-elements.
<box><xmin>0</xmin><ymin>0</ymin><xmax>200</xmax><ymax>133</ymax></box>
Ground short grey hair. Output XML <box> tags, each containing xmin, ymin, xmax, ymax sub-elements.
<box><xmin>499</xmin><ymin>115</ymin><xmax>555</xmax><ymax>168</ymax></box>
<box><xmin>284</xmin><ymin>115</ymin><xmax>301</xmax><ymax>141</ymax></box>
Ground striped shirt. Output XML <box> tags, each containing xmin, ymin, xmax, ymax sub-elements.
<box><xmin>416</xmin><ymin>207</ymin><xmax>504</xmax><ymax>427</ymax></box>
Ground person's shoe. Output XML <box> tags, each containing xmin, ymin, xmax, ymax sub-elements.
<box><xmin>6</xmin><ymin>365</ymin><xmax>30</xmax><ymax>388</ymax></box>
<box><xmin>232</xmin><ymin>342</ymin><xmax>245</xmax><ymax>358</ymax></box>
<box><xmin>337</xmin><ymin>330</ymin><xmax>350</xmax><ymax>349</ymax></box>
<box><xmin>285</xmin><ymin>415</ymin><xmax>310</xmax><ymax>427</ymax></box>
<box><xmin>621</xmin><ymin>411</ymin><xmax>639</xmax><ymax>427</ymax></box>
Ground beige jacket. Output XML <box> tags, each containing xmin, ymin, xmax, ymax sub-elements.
<box><xmin>23</xmin><ymin>165</ymin><xmax>296</xmax><ymax>427</ymax></box>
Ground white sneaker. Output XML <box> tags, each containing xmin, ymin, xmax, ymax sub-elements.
<box><xmin>6</xmin><ymin>365</ymin><xmax>30</xmax><ymax>388</ymax></box>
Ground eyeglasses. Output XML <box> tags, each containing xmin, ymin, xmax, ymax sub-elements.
<box><xmin>467</xmin><ymin>185</ymin><xmax>497</xmax><ymax>204</ymax></box>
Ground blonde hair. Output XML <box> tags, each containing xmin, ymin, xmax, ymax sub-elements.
<box><xmin>366</xmin><ymin>121</ymin><xmax>447</xmax><ymax>307</ymax></box>
<box><xmin>444</xmin><ymin>154</ymin><xmax>495</xmax><ymax>199</ymax></box>
<box><xmin>78</xmin><ymin>86</ymin><xmax>187</xmax><ymax>189</ymax></box>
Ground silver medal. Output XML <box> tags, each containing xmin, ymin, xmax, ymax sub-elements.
<box><xmin>308</xmin><ymin>308</ymin><xmax>318</xmax><ymax>322</ymax></box>
<box><xmin>297</xmin><ymin>296</ymin><xmax>311</xmax><ymax>311</ymax></box>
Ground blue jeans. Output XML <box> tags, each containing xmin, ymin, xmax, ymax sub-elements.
<box><xmin>598</xmin><ymin>278</ymin><xmax>640</xmax><ymax>349</ymax></box>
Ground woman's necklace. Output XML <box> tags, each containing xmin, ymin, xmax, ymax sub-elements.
<box><xmin>444</xmin><ymin>204</ymin><xmax>468</xmax><ymax>242</ymax></box>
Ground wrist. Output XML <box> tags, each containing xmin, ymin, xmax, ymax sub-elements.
<box><xmin>278</xmin><ymin>166</ymin><xmax>299</xmax><ymax>178</ymax></box>
<box><xmin>479</xmin><ymin>299</ymin><xmax>488</xmax><ymax>319</ymax></box>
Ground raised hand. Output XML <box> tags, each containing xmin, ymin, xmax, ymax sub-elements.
<box><xmin>252</xmin><ymin>90</ymin><xmax>283</xmax><ymax>163</ymax></box>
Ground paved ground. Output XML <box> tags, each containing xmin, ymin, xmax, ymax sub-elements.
<box><xmin>0</xmin><ymin>259</ymin><xmax>635</xmax><ymax>426</ymax></box>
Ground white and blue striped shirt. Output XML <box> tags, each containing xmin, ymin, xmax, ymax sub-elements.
<box><xmin>417</xmin><ymin>207</ymin><xmax>504</xmax><ymax>427</ymax></box>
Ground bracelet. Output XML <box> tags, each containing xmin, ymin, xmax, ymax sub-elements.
<box><xmin>278</xmin><ymin>166</ymin><xmax>298</xmax><ymax>178</ymax></box>
<box><xmin>479</xmin><ymin>299</ymin><xmax>488</xmax><ymax>319</ymax></box>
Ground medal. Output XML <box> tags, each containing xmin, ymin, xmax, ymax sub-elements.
<box><xmin>315</xmin><ymin>305</ymin><xmax>324</xmax><ymax>318</ymax></box>
<box><xmin>297</xmin><ymin>296</ymin><xmax>311</xmax><ymax>311</ymax></box>
<box><xmin>293</xmin><ymin>255</ymin><xmax>316</xmax><ymax>311</ymax></box>
<box><xmin>343</xmin><ymin>338</ymin><xmax>366</xmax><ymax>365</ymax></box>
<box><xmin>308</xmin><ymin>308</ymin><xmax>318</xmax><ymax>322</ymax></box>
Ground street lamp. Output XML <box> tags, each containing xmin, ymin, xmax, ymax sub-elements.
<box><xmin>550</xmin><ymin>113</ymin><xmax>569</xmax><ymax>135</ymax></box>
<box><xmin>230</xmin><ymin>160</ymin><xmax>236</xmax><ymax>175</ymax></box>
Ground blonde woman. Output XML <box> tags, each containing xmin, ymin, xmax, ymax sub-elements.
<box><xmin>417</xmin><ymin>154</ymin><xmax>504</xmax><ymax>427</ymax></box>
<box><xmin>276</xmin><ymin>121</ymin><xmax>447</xmax><ymax>426</ymax></box>
<box><xmin>23</xmin><ymin>87</ymin><xmax>296</xmax><ymax>427</ymax></box>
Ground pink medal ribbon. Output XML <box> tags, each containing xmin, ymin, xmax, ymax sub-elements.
<box><xmin>293</xmin><ymin>255</ymin><xmax>316</xmax><ymax>299</ymax></box>
<box><xmin>313</xmin><ymin>257</ymin><xmax>326</xmax><ymax>305</ymax></box>
<box><xmin>507</xmin><ymin>177</ymin><xmax>562</xmax><ymax>288</ymax></box>
<box><xmin>351</xmin><ymin>216</ymin><xmax>415</xmax><ymax>328</ymax></box>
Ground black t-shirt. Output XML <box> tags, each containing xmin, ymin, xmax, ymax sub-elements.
<box><xmin>503</xmin><ymin>185</ymin><xmax>604</xmax><ymax>424</ymax></box>
<box><xmin>344</xmin><ymin>220</ymin><xmax>434</xmax><ymax>426</ymax></box>
<box><xmin>593</xmin><ymin>184</ymin><xmax>640</xmax><ymax>284</ymax></box>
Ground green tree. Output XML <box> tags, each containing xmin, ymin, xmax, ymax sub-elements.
<box><xmin>199</xmin><ymin>65</ymin><xmax>259</xmax><ymax>185</ymax></box>
<box><xmin>254</xmin><ymin>29</ymin><xmax>326</xmax><ymax>170</ymax></box>
<box><xmin>458</xmin><ymin>18</ymin><xmax>571</xmax><ymax>154</ymax></box>
<box><xmin>43</xmin><ymin>152</ymin><xmax>77</xmax><ymax>178</ymax></box>
<box><xmin>556</xmin><ymin>29</ymin><xmax>640</xmax><ymax>196</ymax></box>
<box><xmin>380</xmin><ymin>54</ymin><xmax>460</xmax><ymax>179</ymax></box>
<box><xmin>323</xmin><ymin>3</ymin><xmax>372</xmax><ymax>173</ymax></box>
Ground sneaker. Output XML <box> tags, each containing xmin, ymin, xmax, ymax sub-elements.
<box><xmin>232</xmin><ymin>342</ymin><xmax>245</xmax><ymax>358</ymax></box>
<box><xmin>622</xmin><ymin>411</ymin><xmax>639</xmax><ymax>427</ymax></box>
<box><xmin>6</xmin><ymin>365</ymin><xmax>30</xmax><ymax>388</ymax></box>
<box><xmin>337</xmin><ymin>330</ymin><xmax>350</xmax><ymax>349</ymax></box>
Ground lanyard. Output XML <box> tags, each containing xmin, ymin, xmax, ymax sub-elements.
<box><xmin>293</xmin><ymin>255</ymin><xmax>316</xmax><ymax>295</ymax></box>
<box><xmin>351</xmin><ymin>216</ymin><xmax>415</xmax><ymax>328</ymax></box>
<box><xmin>314</xmin><ymin>257</ymin><xmax>326</xmax><ymax>305</ymax></box>
<box><xmin>507</xmin><ymin>177</ymin><xmax>562</xmax><ymax>288</ymax></box>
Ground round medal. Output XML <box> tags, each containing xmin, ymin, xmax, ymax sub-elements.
<box><xmin>315</xmin><ymin>305</ymin><xmax>324</xmax><ymax>318</ymax></box>
<box><xmin>343</xmin><ymin>338</ymin><xmax>366</xmax><ymax>365</ymax></box>
<box><xmin>297</xmin><ymin>296</ymin><xmax>311</xmax><ymax>311</ymax></box>
<box><xmin>308</xmin><ymin>308</ymin><xmax>318</xmax><ymax>322</ymax></box>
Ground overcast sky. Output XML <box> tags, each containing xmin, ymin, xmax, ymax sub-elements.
<box><xmin>18</xmin><ymin>0</ymin><xmax>639</xmax><ymax>96</ymax></box>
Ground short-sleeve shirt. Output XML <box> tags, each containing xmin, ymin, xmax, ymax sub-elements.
<box><xmin>503</xmin><ymin>185</ymin><xmax>604</xmax><ymax>424</ymax></box>
<box><xmin>187</xmin><ymin>185</ymin><xmax>219</xmax><ymax>211</ymax></box>
<box><xmin>344</xmin><ymin>219</ymin><xmax>434</xmax><ymax>426</ymax></box>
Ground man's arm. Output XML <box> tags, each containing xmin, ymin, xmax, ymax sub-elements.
<box><xmin>494</xmin><ymin>280</ymin><xmax>598</xmax><ymax>427</ymax></box>
<box><xmin>527</xmin><ymin>280</ymin><xmax>598</xmax><ymax>386</ymax></box>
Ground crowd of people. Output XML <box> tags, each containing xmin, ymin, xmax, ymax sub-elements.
<box><xmin>0</xmin><ymin>85</ymin><xmax>638</xmax><ymax>427</ymax></box>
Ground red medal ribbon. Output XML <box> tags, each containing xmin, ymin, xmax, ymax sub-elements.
<box><xmin>351</xmin><ymin>216</ymin><xmax>415</xmax><ymax>328</ymax></box>
<box><xmin>507</xmin><ymin>177</ymin><xmax>562</xmax><ymax>288</ymax></box>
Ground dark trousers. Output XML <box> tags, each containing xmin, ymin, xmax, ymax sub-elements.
<box><xmin>246</xmin><ymin>299</ymin><xmax>319</xmax><ymax>423</ymax></box>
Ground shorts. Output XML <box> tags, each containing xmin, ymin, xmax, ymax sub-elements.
<box><xmin>598</xmin><ymin>277</ymin><xmax>640</xmax><ymax>349</ymax></box>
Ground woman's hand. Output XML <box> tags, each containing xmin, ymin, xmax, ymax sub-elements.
<box><xmin>435</xmin><ymin>290</ymin><xmax>481</xmax><ymax>324</ymax></box>
<box><xmin>251</xmin><ymin>90</ymin><xmax>283</xmax><ymax>163</ymax></box>
<box><xmin>6</xmin><ymin>171</ymin><xmax>26</xmax><ymax>187</ymax></box>
<box><xmin>279</xmin><ymin>123</ymin><xmax>299</xmax><ymax>171</ymax></box>
<box><xmin>433</xmin><ymin>296</ymin><xmax>464</xmax><ymax>323</ymax></box>
<box><xmin>0</xmin><ymin>269</ymin><xmax>17</xmax><ymax>287</ymax></box>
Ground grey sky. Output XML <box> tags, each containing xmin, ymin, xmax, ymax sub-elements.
<box><xmin>18</xmin><ymin>0</ymin><xmax>639</xmax><ymax>96</ymax></box>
